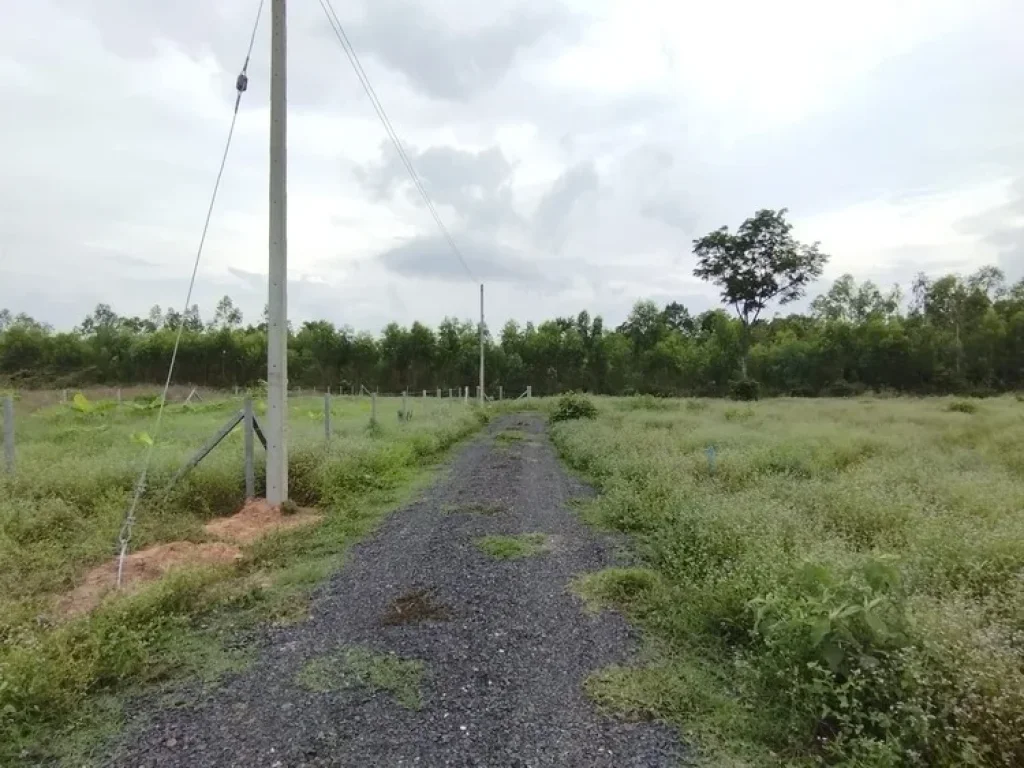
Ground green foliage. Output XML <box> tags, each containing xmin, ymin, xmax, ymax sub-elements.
<box><xmin>3</xmin><ymin>262</ymin><xmax>1023</xmax><ymax>399</ymax></box>
<box><xmin>825</xmin><ymin>379</ymin><xmax>866</xmax><ymax>398</ymax></box>
<box><xmin>295</xmin><ymin>646</ymin><xmax>425</xmax><ymax>710</ymax></box>
<box><xmin>947</xmin><ymin>399</ymin><xmax>979</xmax><ymax>414</ymax></box>
<box><xmin>552</xmin><ymin>395</ymin><xmax>1024</xmax><ymax>765</ymax></box>
<box><xmin>571</xmin><ymin>567</ymin><xmax>661</xmax><ymax>613</ymax></box>
<box><xmin>474</xmin><ymin>533</ymin><xmax>549</xmax><ymax>559</ymax></box>
<box><xmin>550</xmin><ymin>392</ymin><xmax>598</xmax><ymax>423</ymax></box>
<box><xmin>728</xmin><ymin>378</ymin><xmax>760</xmax><ymax>401</ymax></box>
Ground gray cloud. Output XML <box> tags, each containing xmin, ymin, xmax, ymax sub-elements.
<box><xmin>957</xmin><ymin>178</ymin><xmax>1024</xmax><ymax>282</ymax></box>
<box><xmin>4</xmin><ymin>0</ymin><xmax>1022</xmax><ymax>335</ymax></box>
<box><xmin>357</xmin><ymin>142</ymin><xmax>521</xmax><ymax>232</ymax></box>
<box><xmin>347</xmin><ymin>0</ymin><xmax>578</xmax><ymax>101</ymax></box>
<box><xmin>376</xmin><ymin>232</ymin><xmax>557</xmax><ymax>287</ymax></box>
<box><xmin>711</xmin><ymin>13</ymin><xmax>1024</xmax><ymax>220</ymax></box>
<box><xmin>533</xmin><ymin>162</ymin><xmax>599</xmax><ymax>249</ymax></box>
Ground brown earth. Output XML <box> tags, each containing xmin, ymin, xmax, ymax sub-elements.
<box><xmin>203</xmin><ymin>499</ymin><xmax>322</xmax><ymax>544</ymax></box>
<box><xmin>58</xmin><ymin>500</ymin><xmax>320</xmax><ymax>617</ymax></box>
<box><xmin>59</xmin><ymin>541</ymin><xmax>242</xmax><ymax>617</ymax></box>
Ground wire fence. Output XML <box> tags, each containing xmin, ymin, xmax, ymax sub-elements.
<box><xmin>0</xmin><ymin>385</ymin><xmax>533</xmax><ymax>478</ymax></box>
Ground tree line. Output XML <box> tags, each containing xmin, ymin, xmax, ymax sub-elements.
<box><xmin>1</xmin><ymin>210</ymin><xmax>1021</xmax><ymax>397</ymax></box>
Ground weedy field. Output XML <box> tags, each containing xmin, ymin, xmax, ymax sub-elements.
<box><xmin>0</xmin><ymin>391</ymin><xmax>488</xmax><ymax>763</ymax></box>
<box><xmin>554</xmin><ymin>395</ymin><xmax>1024</xmax><ymax>767</ymax></box>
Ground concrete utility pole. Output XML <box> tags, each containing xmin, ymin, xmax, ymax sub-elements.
<box><xmin>266</xmin><ymin>0</ymin><xmax>288</xmax><ymax>504</ymax></box>
<box><xmin>479</xmin><ymin>283</ymin><xmax>485</xmax><ymax>404</ymax></box>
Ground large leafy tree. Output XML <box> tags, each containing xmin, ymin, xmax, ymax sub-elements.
<box><xmin>693</xmin><ymin>208</ymin><xmax>828</xmax><ymax>376</ymax></box>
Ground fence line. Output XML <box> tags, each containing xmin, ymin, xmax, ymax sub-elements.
<box><xmin>0</xmin><ymin>383</ymin><xmax>538</xmax><ymax>478</ymax></box>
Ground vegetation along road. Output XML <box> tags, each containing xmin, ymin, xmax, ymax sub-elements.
<box><xmin>109</xmin><ymin>412</ymin><xmax>683</xmax><ymax>767</ymax></box>
<box><xmin>4</xmin><ymin>391</ymin><xmax>1023</xmax><ymax>766</ymax></box>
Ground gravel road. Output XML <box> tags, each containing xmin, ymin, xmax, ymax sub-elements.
<box><xmin>111</xmin><ymin>414</ymin><xmax>683</xmax><ymax>767</ymax></box>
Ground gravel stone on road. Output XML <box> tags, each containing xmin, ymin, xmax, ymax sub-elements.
<box><xmin>111</xmin><ymin>413</ymin><xmax>684</xmax><ymax>767</ymax></box>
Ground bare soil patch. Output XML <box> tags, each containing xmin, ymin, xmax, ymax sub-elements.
<box><xmin>203</xmin><ymin>499</ymin><xmax>321</xmax><ymax>544</ymax></box>
<box><xmin>59</xmin><ymin>542</ymin><xmax>241</xmax><ymax>617</ymax></box>
<box><xmin>379</xmin><ymin>588</ymin><xmax>452</xmax><ymax>626</ymax></box>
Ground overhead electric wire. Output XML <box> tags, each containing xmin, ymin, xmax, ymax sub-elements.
<box><xmin>115</xmin><ymin>0</ymin><xmax>266</xmax><ymax>586</ymax></box>
<box><xmin>316</xmin><ymin>0</ymin><xmax>479</xmax><ymax>285</ymax></box>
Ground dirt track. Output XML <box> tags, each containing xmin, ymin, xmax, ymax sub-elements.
<box><xmin>112</xmin><ymin>414</ymin><xmax>683</xmax><ymax>767</ymax></box>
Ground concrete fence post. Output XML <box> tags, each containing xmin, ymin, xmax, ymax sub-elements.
<box><xmin>117</xmin><ymin>388</ymin><xmax>122</xmax><ymax>406</ymax></box>
<box><xmin>371</xmin><ymin>392</ymin><xmax>378</xmax><ymax>426</ymax></box>
<box><xmin>243</xmin><ymin>397</ymin><xmax>255</xmax><ymax>498</ymax></box>
<box><xmin>402</xmin><ymin>391</ymin><xmax>408</xmax><ymax>420</ymax></box>
<box><xmin>3</xmin><ymin>395</ymin><xmax>13</xmax><ymax>474</ymax></box>
<box><xmin>449</xmin><ymin>388</ymin><xmax>453</xmax><ymax>399</ymax></box>
<box><xmin>436</xmin><ymin>388</ymin><xmax>441</xmax><ymax>399</ymax></box>
<box><xmin>499</xmin><ymin>385</ymin><xmax>503</xmax><ymax>401</ymax></box>
<box><xmin>422</xmin><ymin>390</ymin><xmax>427</xmax><ymax>399</ymax></box>
<box><xmin>464</xmin><ymin>387</ymin><xmax>469</xmax><ymax>404</ymax></box>
<box><xmin>527</xmin><ymin>385</ymin><xmax>532</xmax><ymax>400</ymax></box>
<box><xmin>324</xmin><ymin>392</ymin><xmax>332</xmax><ymax>443</ymax></box>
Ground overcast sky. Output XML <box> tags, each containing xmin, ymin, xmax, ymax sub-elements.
<box><xmin>2</xmin><ymin>0</ymin><xmax>1022</xmax><ymax>332</ymax></box>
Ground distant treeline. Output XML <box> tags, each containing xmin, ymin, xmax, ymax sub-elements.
<box><xmin>1</xmin><ymin>266</ymin><xmax>1022</xmax><ymax>397</ymax></box>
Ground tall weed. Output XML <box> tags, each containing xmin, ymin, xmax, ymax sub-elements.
<box><xmin>553</xmin><ymin>394</ymin><xmax>1024</xmax><ymax>765</ymax></box>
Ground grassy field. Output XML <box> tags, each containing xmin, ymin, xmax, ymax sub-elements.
<box><xmin>0</xmin><ymin>391</ymin><xmax>488</xmax><ymax>764</ymax></box>
<box><xmin>553</xmin><ymin>395</ymin><xmax>1024</xmax><ymax>767</ymax></box>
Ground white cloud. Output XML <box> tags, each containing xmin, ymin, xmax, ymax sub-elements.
<box><xmin>1</xmin><ymin>0</ymin><xmax>1022</xmax><ymax>333</ymax></box>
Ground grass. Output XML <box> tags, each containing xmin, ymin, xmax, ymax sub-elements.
<box><xmin>295</xmin><ymin>646</ymin><xmax>425</xmax><ymax>710</ymax></box>
<box><xmin>552</xmin><ymin>394</ymin><xmax>1024</xmax><ymax>767</ymax></box>
<box><xmin>495</xmin><ymin>429</ymin><xmax>528</xmax><ymax>444</ymax></box>
<box><xmin>475</xmin><ymin>533</ymin><xmax>549</xmax><ymax>559</ymax></box>
<box><xmin>0</xmin><ymin>393</ymin><xmax>489</xmax><ymax>764</ymax></box>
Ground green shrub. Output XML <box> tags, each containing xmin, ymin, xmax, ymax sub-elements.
<box><xmin>947</xmin><ymin>399</ymin><xmax>978</xmax><ymax>414</ymax></box>
<box><xmin>551</xmin><ymin>395</ymin><xmax>1024</xmax><ymax>765</ymax></box>
<box><xmin>729</xmin><ymin>378</ymin><xmax>760</xmax><ymax>401</ymax></box>
<box><xmin>621</xmin><ymin>394</ymin><xmax>674</xmax><ymax>411</ymax></box>
<box><xmin>550</xmin><ymin>392</ymin><xmax>598</xmax><ymax>423</ymax></box>
<box><xmin>826</xmin><ymin>379</ymin><xmax>866</xmax><ymax>398</ymax></box>
<box><xmin>789</xmin><ymin>385</ymin><xmax>817</xmax><ymax>398</ymax></box>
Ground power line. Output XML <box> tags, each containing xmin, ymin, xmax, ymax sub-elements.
<box><xmin>316</xmin><ymin>0</ymin><xmax>479</xmax><ymax>285</ymax></box>
<box><xmin>115</xmin><ymin>0</ymin><xmax>267</xmax><ymax>586</ymax></box>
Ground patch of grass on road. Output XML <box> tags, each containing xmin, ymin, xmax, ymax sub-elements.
<box><xmin>296</xmin><ymin>646</ymin><xmax>425</xmax><ymax>710</ymax></box>
<box><xmin>475</xmin><ymin>533</ymin><xmax>549</xmax><ymax>560</ymax></box>
<box><xmin>495</xmin><ymin>429</ymin><xmax>528</xmax><ymax>444</ymax></box>
<box><xmin>553</xmin><ymin>395</ymin><xmax>1024</xmax><ymax>766</ymax></box>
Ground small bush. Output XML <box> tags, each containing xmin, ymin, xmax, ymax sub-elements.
<box><xmin>947</xmin><ymin>400</ymin><xmax>978</xmax><ymax>414</ymax></box>
<box><xmin>622</xmin><ymin>394</ymin><xmax>674</xmax><ymax>411</ymax></box>
<box><xmin>826</xmin><ymin>379</ymin><xmax>866</xmax><ymax>398</ymax></box>
<box><xmin>729</xmin><ymin>379</ymin><xmax>760</xmax><ymax>401</ymax></box>
<box><xmin>551</xmin><ymin>392</ymin><xmax>598</xmax><ymax>423</ymax></box>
